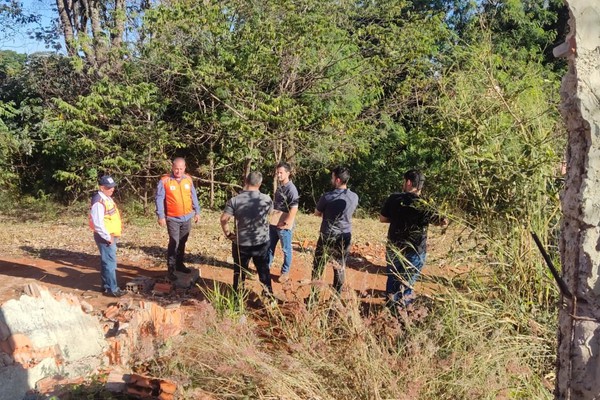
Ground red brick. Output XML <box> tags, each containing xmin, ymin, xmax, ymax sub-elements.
<box><xmin>129</xmin><ymin>374</ymin><xmax>153</xmax><ymax>388</ymax></box>
<box><xmin>159</xmin><ymin>380</ymin><xmax>177</xmax><ymax>394</ymax></box>
<box><xmin>153</xmin><ymin>282</ymin><xmax>173</xmax><ymax>294</ymax></box>
<box><xmin>104</xmin><ymin>305</ymin><xmax>120</xmax><ymax>319</ymax></box>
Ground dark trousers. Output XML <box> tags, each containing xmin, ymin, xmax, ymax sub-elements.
<box><xmin>166</xmin><ymin>218</ymin><xmax>192</xmax><ymax>272</ymax></box>
<box><xmin>232</xmin><ymin>241</ymin><xmax>273</xmax><ymax>294</ymax></box>
<box><xmin>312</xmin><ymin>232</ymin><xmax>351</xmax><ymax>293</ymax></box>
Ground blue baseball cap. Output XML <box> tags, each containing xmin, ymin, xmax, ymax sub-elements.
<box><xmin>98</xmin><ymin>175</ymin><xmax>117</xmax><ymax>188</ymax></box>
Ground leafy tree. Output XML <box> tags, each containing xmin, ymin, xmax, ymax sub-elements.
<box><xmin>43</xmin><ymin>79</ymin><xmax>175</xmax><ymax>206</ymax></box>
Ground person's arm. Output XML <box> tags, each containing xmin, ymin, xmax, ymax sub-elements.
<box><xmin>155</xmin><ymin>179</ymin><xmax>167</xmax><ymax>226</ymax></box>
<box><xmin>220</xmin><ymin>212</ymin><xmax>235</xmax><ymax>240</ymax></box>
<box><xmin>379</xmin><ymin>196</ymin><xmax>391</xmax><ymax>223</ymax></box>
<box><xmin>190</xmin><ymin>179</ymin><xmax>201</xmax><ymax>223</ymax></box>
<box><xmin>279</xmin><ymin>185</ymin><xmax>300</xmax><ymax>228</ymax></box>
<box><xmin>90</xmin><ymin>201</ymin><xmax>112</xmax><ymax>243</ymax></box>
<box><xmin>314</xmin><ymin>195</ymin><xmax>325</xmax><ymax>217</ymax></box>
<box><xmin>279</xmin><ymin>206</ymin><xmax>298</xmax><ymax>228</ymax></box>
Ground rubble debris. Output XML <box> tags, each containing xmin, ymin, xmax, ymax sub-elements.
<box><xmin>0</xmin><ymin>283</ymin><xmax>105</xmax><ymax>400</ymax></box>
<box><xmin>124</xmin><ymin>373</ymin><xmax>177</xmax><ymax>399</ymax></box>
<box><xmin>1</xmin><ymin>283</ymin><xmax>186</xmax><ymax>400</ymax></box>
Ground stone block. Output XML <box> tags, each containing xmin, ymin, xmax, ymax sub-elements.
<box><xmin>172</xmin><ymin>268</ymin><xmax>201</xmax><ymax>289</ymax></box>
<box><xmin>125</xmin><ymin>277</ymin><xmax>156</xmax><ymax>294</ymax></box>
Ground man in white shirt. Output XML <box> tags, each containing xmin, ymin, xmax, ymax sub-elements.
<box><xmin>89</xmin><ymin>175</ymin><xmax>125</xmax><ymax>297</ymax></box>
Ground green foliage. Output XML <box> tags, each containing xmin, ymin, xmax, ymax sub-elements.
<box><xmin>139</xmin><ymin>0</ymin><xmax>385</xmax><ymax>191</ymax></box>
<box><xmin>42</xmin><ymin>79</ymin><xmax>175</xmax><ymax>203</ymax></box>
<box><xmin>198</xmin><ymin>281</ymin><xmax>248</xmax><ymax>318</ymax></box>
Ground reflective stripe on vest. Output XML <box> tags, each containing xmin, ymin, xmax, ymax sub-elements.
<box><xmin>89</xmin><ymin>197</ymin><xmax>123</xmax><ymax>237</ymax></box>
<box><xmin>161</xmin><ymin>175</ymin><xmax>194</xmax><ymax>218</ymax></box>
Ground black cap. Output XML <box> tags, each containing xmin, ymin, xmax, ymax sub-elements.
<box><xmin>98</xmin><ymin>175</ymin><xmax>117</xmax><ymax>188</ymax></box>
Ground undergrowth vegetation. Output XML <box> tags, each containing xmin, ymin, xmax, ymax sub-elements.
<box><xmin>150</xmin><ymin>268</ymin><xmax>555</xmax><ymax>399</ymax></box>
<box><xmin>149</xmin><ymin>215</ymin><xmax>558</xmax><ymax>399</ymax></box>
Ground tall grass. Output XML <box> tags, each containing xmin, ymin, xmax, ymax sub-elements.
<box><xmin>151</xmin><ymin>255</ymin><xmax>556</xmax><ymax>399</ymax></box>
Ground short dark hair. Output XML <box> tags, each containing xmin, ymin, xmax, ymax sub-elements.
<box><xmin>246</xmin><ymin>171</ymin><xmax>263</xmax><ymax>186</ymax></box>
<box><xmin>332</xmin><ymin>166</ymin><xmax>350</xmax><ymax>184</ymax></box>
<box><xmin>404</xmin><ymin>169</ymin><xmax>425</xmax><ymax>190</ymax></box>
<box><xmin>276</xmin><ymin>161</ymin><xmax>292</xmax><ymax>173</ymax></box>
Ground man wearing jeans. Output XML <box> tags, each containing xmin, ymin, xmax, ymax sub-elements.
<box><xmin>312</xmin><ymin>166</ymin><xmax>359</xmax><ymax>294</ymax></box>
<box><xmin>156</xmin><ymin>157</ymin><xmax>201</xmax><ymax>281</ymax></box>
<box><xmin>89</xmin><ymin>175</ymin><xmax>125</xmax><ymax>297</ymax></box>
<box><xmin>268</xmin><ymin>162</ymin><xmax>299</xmax><ymax>283</ymax></box>
<box><xmin>380</xmin><ymin>169</ymin><xmax>447</xmax><ymax>310</ymax></box>
<box><xmin>220</xmin><ymin>171</ymin><xmax>274</xmax><ymax>295</ymax></box>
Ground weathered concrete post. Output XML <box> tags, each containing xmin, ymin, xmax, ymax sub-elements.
<box><xmin>557</xmin><ymin>0</ymin><xmax>600</xmax><ymax>398</ymax></box>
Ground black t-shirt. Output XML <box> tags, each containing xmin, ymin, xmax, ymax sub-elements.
<box><xmin>380</xmin><ymin>192</ymin><xmax>437</xmax><ymax>254</ymax></box>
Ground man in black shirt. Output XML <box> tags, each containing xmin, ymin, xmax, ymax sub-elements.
<box><xmin>380</xmin><ymin>170</ymin><xmax>447</xmax><ymax>310</ymax></box>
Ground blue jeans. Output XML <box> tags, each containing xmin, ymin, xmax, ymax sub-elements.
<box><xmin>95</xmin><ymin>234</ymin><xmax>119</xmax><ymax>293</ymax></box>
<box><xmin>385</xmin><ymin>247</ymin><xmax>425</xmax><ymax>307</ymax></box>
<box><xmin>268</xmin><ymin>225</ymin><xmax>293</xmax><ymax>274</ymax></box>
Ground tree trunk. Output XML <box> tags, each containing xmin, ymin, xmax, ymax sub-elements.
<box><xmin>111</xmin><ymin>0</ymin><xmax>125</xmax><ymax>49</ymax></box>
<box><xmin>55</xmin><ymin>0</ymin><xmax>76</xmax><ymax>56</ymax></box>
<box><xmin>557</xmin><ymin>1</ymin><xmax>600</xmax><ymax>398</ymax></box>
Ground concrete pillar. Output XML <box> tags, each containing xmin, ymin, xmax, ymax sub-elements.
<box><xmin>557</xmin><ymin>0</ymin><xmax>600</xmax><ymax>398</ymax></box>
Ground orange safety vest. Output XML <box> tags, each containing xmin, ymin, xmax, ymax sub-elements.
<box><xmin>89</xmin><ymin>196</ymin><xmax>123</xmax><ymax>237</ymax></box>
<box><xmin>161</xmin><ymin>174</ymin><xmax>194</xmax><ymax>218</ymax></box>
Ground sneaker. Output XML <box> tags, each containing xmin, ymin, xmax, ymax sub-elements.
<box><xmin>167</xmin><ymin>271</ymin><xmax>178</xmax><ymax>281</ymax></box>
<box><xmin>175</xmin><ymin>264</ymin><xmax>191</xmax><ymax>274</ymax></box>
<box><xmin>104</xmin><ymin>289</ymin><xmax>126</xmax><ymax>298</ymax></box>
<box><xmin>279</xmin><ymin>272</ymin><xmax>290</xmax><ymax>283</ymax></box>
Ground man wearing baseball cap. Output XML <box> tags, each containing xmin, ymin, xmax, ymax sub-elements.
<box><xmin>89</xmin><ymin>175</ymin><xmax>125</xmax><ymax>297</ymax></box>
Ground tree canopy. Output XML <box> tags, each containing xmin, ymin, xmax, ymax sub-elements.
<box><xmin>0</xmin><ymin>0</ymin><xmax>566</xmax><ymax>217</ymax></box>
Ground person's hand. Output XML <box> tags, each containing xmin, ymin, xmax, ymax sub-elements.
<box><xmin>277</xmin><ymin>220</ymin><xmax>291</xmax><ymax>229</ymax></box>
<box><xmin>225</xmin><ymin>231</ymin><xmax>236</xmax><ymax>241</ymax></box>
<box><xmin>440</xmin><ymin>217</ymin><xmax>449</xmax><ymax>228</ymax></box>
<box><xmin>194</xmin><ymin>214</ymin><xmax>200</xmax><ymax>223</ymax></box>
<box><xmin>158</xmin><ymin>218</ymin><xmax>166</xmax><ymax>227</ymax></box>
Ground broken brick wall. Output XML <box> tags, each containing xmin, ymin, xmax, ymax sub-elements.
<box><xmin>0</xmin><ymin>285</ymin><xmax>106</xmax><ymax>400</ymax></box>
<box><xmin>0</xmin><ymin>284</ymin><xmax>184</xmax><ymax>399</ymax></box>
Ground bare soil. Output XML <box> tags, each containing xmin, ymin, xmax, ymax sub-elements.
<box><xmin>0</xmin><ymin>210</ymin><xmax>474</xmax><ymax>311</ymax></box>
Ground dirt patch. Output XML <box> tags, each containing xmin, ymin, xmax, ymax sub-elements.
<box><xmin>0</xmin><ymin>211</ymin><xmax>477</xmax><ymax>311</ymax></box>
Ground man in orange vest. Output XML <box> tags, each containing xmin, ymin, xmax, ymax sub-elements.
<box><xmin>89</xmin><ymin>175</ymin><xmax>125</xmax><ymax>297</ymax></box>
<box><xmin>155</xmin><ymin>158</ymin><xmax>201</xmax><ymax>281</ymax></box>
